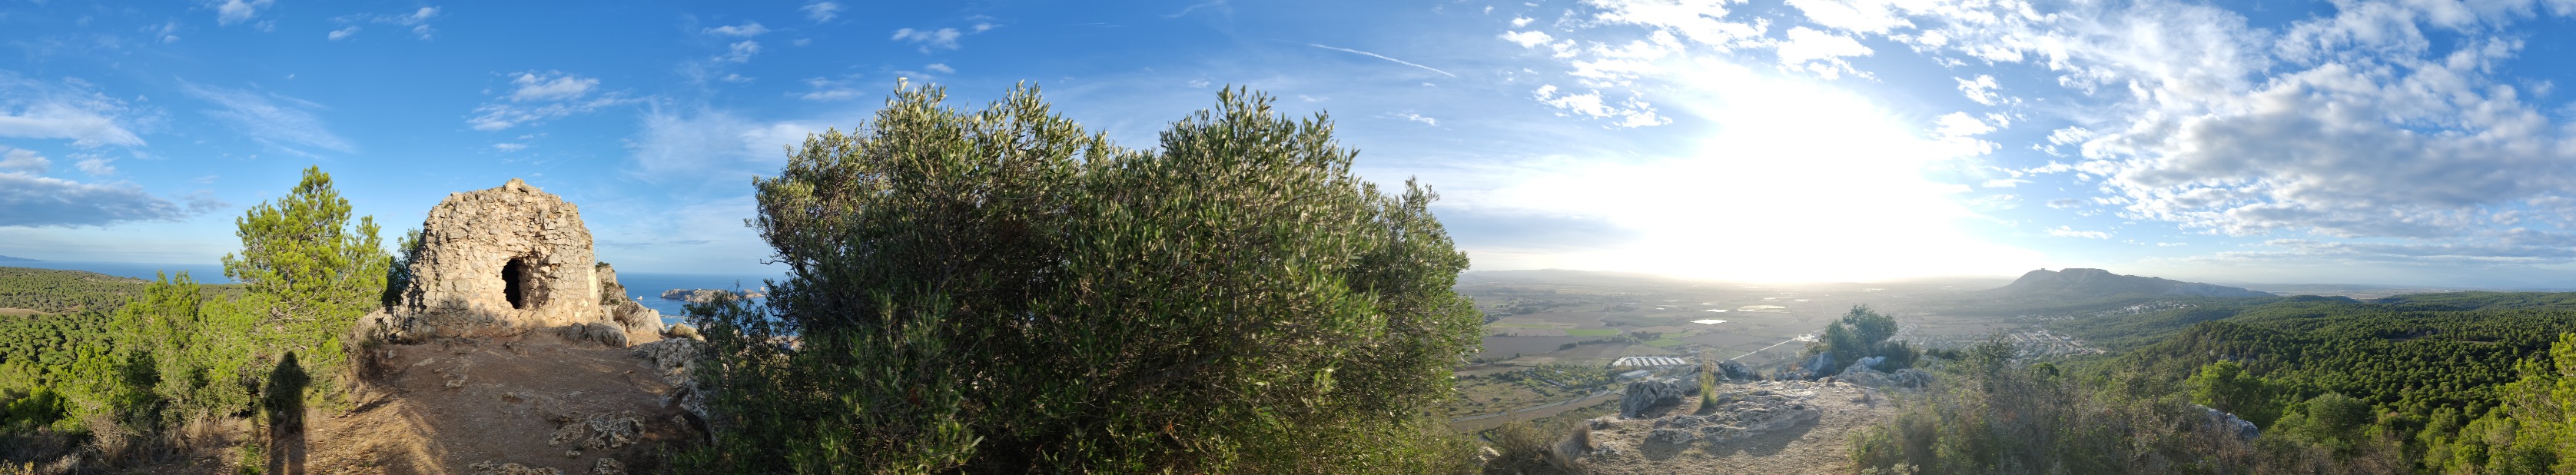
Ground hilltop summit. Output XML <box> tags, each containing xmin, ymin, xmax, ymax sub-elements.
<box><xmin>1994</xmin><ymin>268</ymin><xmax>2273</xmax><ymax>297</ymax></box>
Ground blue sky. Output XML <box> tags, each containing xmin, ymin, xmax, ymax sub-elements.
<box><xmin>6</xmin><ymin>0</ymin><xmax>2576</xmax><ymax>287</ymax></box>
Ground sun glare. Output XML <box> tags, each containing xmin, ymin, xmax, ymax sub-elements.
<box><xmin>1466</xmin><ymin>61</ymin><xmax>2044</xmax><ymax>282</ymax></box>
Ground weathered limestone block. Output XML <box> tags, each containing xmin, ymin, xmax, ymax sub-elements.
<box><xmin>1620</xmin><ymin>378</ymin><xmax>1688</xmax><ymax>418</ymax></box>
<box><xmin>373</xmin><ymin>178</ymin><xmax>665</xmax><ymax>346</ymax></box>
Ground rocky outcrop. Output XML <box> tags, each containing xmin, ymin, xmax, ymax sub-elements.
<box><xmin>1620</xmin><ymin>379</ymin><xmax>1688</xmax><ymax>418</ymax></box>
<box><xmin>596</xmin><ymin>264</ymin><xmax>666</xmax><ymax>344</ymax></box>
<box><xmin>1714</xmin><ymin>360</ymin><xmax>1757</xmax><ymax>381</ymax></box>
<box><xmin>1834</xmin><ymin>364</ymin><xmax>1934</xmax><ymax>389</ymax></box>
<box><xmin>358</xmin><ymin>178</ymin><xmax>662</xmax><ymax>347</ymax></box>
<box><xmin>1556</xmin><ymin>380</ymin><xmax>1894</xmax><ymax>473</ymax></box>
<box><xmin>1787</xmin><ymin>351</ymin><xmax>1837</xmax><ymax>380</ymax></box>
<box><xmin>1673</xmin><ymin>384</ymin><xmax>1822</xmax><ymax>445</ymax></box>
<box><xmin>1891</xmin><ymin>368</ymin><xmax>1932</xmax><ymax>388</ymax></box>
<box><xmin>659</xmin><ymin>288</ymin><xmax>765</xmax><ymax>303</ymax></box>
<box><xmin>633</xmin><ymin>338</ymin><xmax>711</xmax><ymax>437</ymax></box>
<box><xmin>2197</xmin><ymin>404</ymin><xmax>2261</xmax><ymax>440</ymax></box>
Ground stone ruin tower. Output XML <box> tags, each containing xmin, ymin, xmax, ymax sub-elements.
<box><xmin>361</xmin><ymin>178</ymin><xmax>663</xmax><ymax>346</ymax></box>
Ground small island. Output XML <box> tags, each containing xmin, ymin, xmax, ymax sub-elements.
<box><xmin>660</xmin><ymin>288</ymin><xmax>768</xmax><ymax>303</ymax></box>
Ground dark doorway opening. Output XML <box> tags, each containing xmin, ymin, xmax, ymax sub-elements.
<box><xmin>503</xmin><ymin>257</ymin><xmax>531</xmax><ymax>310</ymax></box>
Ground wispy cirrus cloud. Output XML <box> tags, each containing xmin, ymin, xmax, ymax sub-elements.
<box><xmin>0</xmin><ymin>73</ymin><xmax>148</xmax><ymax>148</ymax></box>
<box><xmin>330</xmin><ymin>6</ymin><xmax>442</xmax><ymax>40</ymax></box>
<box><xmin>891</xmin><ymin>27</ymin><xmax>964</xmax><ymax>51</ymax></box>
<box><xmin>179</xmin><ymin>81</ymin><xmax>354</xmax><ymax>154</ymax></box>
<box><xmin>466</xmin><ymin>71</ymin><xmax>634</xmax><ymax>131</ymax></box>
<box><xmin>208</xmin><ymin>0</ymin><xmax>274</xmax><ymax>26</ymax></box>
<box><xmin>0</xmin><ymin>172</ymin><xmax>196</xmax><ymax>228</ymax></box>
<box><xmin>802</xmin><ymin>2</ymin><xmax>842</xmax><ymax>23</ymax></box>
<box><xmin>1306</xmin><ymin>43</ymin><xmax>1456</xmax><ymax>78</ymax></box>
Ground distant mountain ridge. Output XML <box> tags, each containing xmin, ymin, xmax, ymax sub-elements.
<box><xmin>1993</xmin><ymin>268</ymin><xmax>2274</xmax><ymax>297</ymax></box>
<box><xmin>0</xmin><ymin>254</ymin><xmax>38</xmax><ymax>263</ymax></box>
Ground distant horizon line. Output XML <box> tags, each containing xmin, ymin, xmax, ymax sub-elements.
<box><xmin>1462</xmin><ymin>267</ymin><xmax>2561</xmax><ymax>292</ymax></box>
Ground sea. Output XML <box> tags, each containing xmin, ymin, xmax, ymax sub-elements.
<box><xmin>612</xmin><ymin>271</ymin><xmax>783</xmax><ymax>325</ymax></box>
<box><xmin>3</xmin><ymin>261</ymin><xmax>779</xmax><ymax>327</ymax></box>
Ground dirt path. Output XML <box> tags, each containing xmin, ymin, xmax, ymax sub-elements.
<box><xmin>290</xmin><ymin>334</ymin><xmax>700</xmax><ymax>474</ymax></box>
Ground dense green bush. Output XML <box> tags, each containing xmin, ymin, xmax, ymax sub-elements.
<box><xmin>679</xmin><ymin>84</ymin><xmax>1482</xmax><ymax>473</ymax></box>
<box><xmin>1808</xmin><ymin>305</ymin><xmax>1918</xmax><ymax>372</ymax></box>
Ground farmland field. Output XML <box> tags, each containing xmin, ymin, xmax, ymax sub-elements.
<box><xmin>1477</xmin><ymin>336</ymin><xmax>1594</xmax><ymax>360</ymax></box>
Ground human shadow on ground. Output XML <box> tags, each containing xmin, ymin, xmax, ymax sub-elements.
<box><xmin>266</xmin><ymin>352</ymin><xmax>309</xmax><ymax>475</ymax></box>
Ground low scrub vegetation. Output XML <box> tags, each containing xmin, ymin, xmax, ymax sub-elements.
<box><xmin>0</xmin><ymin>167</ymin><xmax>390</xmax><ymax>470</ymax></box>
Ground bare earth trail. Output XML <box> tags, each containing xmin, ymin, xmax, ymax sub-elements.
<box><xmin>294</xmin><ymin>334</ymin><xmax>699</xmax><ymax>474</ymax></box>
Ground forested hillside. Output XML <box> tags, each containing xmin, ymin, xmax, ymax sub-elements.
<box><xmin>0</xmin><ymin>168</ymin><xmax>390</xmax><ymax>472</ymax></box>
<box><xmin>0</xmin><ymin>267</ymin><xmax>248</xmax><ymax>315</ymax></box>
<box><xmin>1856</xmin><ymin>291</ymin><xmax>2576</xmax><ymax>473</ymax></box>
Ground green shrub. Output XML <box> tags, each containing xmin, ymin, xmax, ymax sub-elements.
<box><xmin>679</xmin><ymin>84</ymin><xmax>1482</xmax><ymax>473</ymax></box>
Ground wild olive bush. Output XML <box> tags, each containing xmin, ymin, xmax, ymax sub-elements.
<box><xmin>1809</xmin><ymin>305</ymin><xmax>1918</xmax><ymax>372</ymax></box>
<box><xmin>681</xmin><ymin>84</ymin><xmax>1483</xmax><ymax>473</ymax></box>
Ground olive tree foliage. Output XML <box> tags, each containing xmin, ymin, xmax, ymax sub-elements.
<box><xmin>218</xmin><ymin>166</ymin><xmax>392</xmax><ymax>401</ymax></box>
<box><xmin>1813</xmin><ymin>305</ymin><xmax>1917</xmax><ymax>371</ymax></box>
<box><xmin>682</xmin><ymin>84</ymin><xmax>1482</xmax><ymax>473</ymax></box>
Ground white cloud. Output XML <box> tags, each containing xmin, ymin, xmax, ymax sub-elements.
<box><xmin>0</xmin><ymin>173</ymin><xmax>192</xmax><ymax>227</ymax></box>
<box><xmin>493</xmin><ymin>143</ymin><xmax>527</xmax><ymax>152</ymax></box>
<box><xmin>1584</xmin><ymin>0</ymin><xmax>1767</xmax><ymax>51</ymax></box>
<box><xmin>1502</xmin><ymin>31</ymin><xmax>1555</xmax><ymax>48</ymax></box>
<box><xmin>332</xmin><ymin>7</ymin><xmax>440</xmax><ymax>39</ymax></box>
<box><xmin>803</xmin><ymin>2</ymin><xmax>842</xmax><ymax>22</ymax></box>
<box><xmin>1396</xmin><ymin>113</ymin><xmax>1439</xmax><ymax>126</ymax></box>
<box><xmin>153</xmin><ymin>22</ymin><xmax>181</xmax><ymax>43</ymax></box>
<box><xmin>1532</xmin><ymin>85</ymin><xmax>1667</xmax><ymax>128</ymax></box>
<box><xmin>180</xmin><ymin>82</ymin><xmax>355</xmax><ymax>154</ymax></box>
<box><xmin>2156</xmin><ymin>242</ymin><xmax>2187</xmax><ymax>247</ymax></box>
<box><xmin>626</xmin><ymin>105</ymin><xmax>818</xmax><ymax>183</ymax></box>
<box><xmin>2046</xmin><ymin>198</ymin><xmax>2085</xmax><ymax>209</ymax></box>
<box><xmin>507</xmin><ymin>71</ymin><xmax>598</xmax><ymax>101</ymax></box>
<box><xmin>2048</xmin><ymin>226</ymin><xmax>2112</xmax><ymax>239</ymax></box>
<box><xmin>1955</xmin><ymin>75</ymin><xmax>1999</xmax><ymax>105</ymax></box>
<box><xmin>468</xmin><ymin>71</ymin><xmax>630</xmax><ymax>131</ymax></box>
<box><xmin>0</xmin><ymin>75</ymin><xmax>148</xmax><ymax>148</ymax></box>
<box><xmin>924</xmin><ymin>63</ymin><xmax>955</xmax><ymax>74</ymax></box>
<box><xmin>719</xmin><ymin>74</ymin><xmax>753</xmax><ymax>84</ymax></box>
<box><xmin>1861</xmin><ymin>0</ymin><xmax>2576</xmax><ymax>244</ymax></box>
<box><xmin>715</xmin><ymin>41</ymin><xmax>762</xmax><ymax>62</ymax></box>
<box><xmin>892</xmin><ymin>28</ymin><xmax>964</xmax><ymax>51</ymax></box>
<box><xmin>705</xmin><ymin>22</ymin><xmax>768</xmax><ymax>37</ymax></box>
<box><xmin>797</xmin><ymin>77</ymin><xmax>861</xmax><ymax>101</ymax></box>
<box><xmin>1512</xmin><ymin>16</ymin><xmax>1535</xmax><ymax>27</ymax></box>
<box><xmin>0</xmin><ymin>147</ymin><xmax>47</xmax><ymax>174</ymax></box>
<box><xmin>1979</xmin><ymin>178</ymin><xmax>2026</xmax><ymax>188</ymax></box>
<box><xmin>1784</xmin><ymin>0</ymin><xmax>1917</xmax><ymax>34</ymax></box>
<box><xmin>74</xmin><ymin>155</ymin><xmax>112</xmax><ymax>176</ymax></box>
<box><xmin>1774</xmin><ymin>27</ymin><xmax>1873</xmax><ymax>79</ymax></box>
<box><xmin>1933</xmin><ymin>112</ymin><xmax>1993</xmax><ymax>136</ymax></box>
<box><xmin>211</xmin><ymin>0</ymin><xmax>274</xmax><ymax>26</ymax></box>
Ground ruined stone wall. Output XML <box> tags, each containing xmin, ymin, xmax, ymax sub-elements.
<box><xmin>398</xmin><ymin>178</ymin><xmax>603</xmax><ymax>335</ymax></box>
